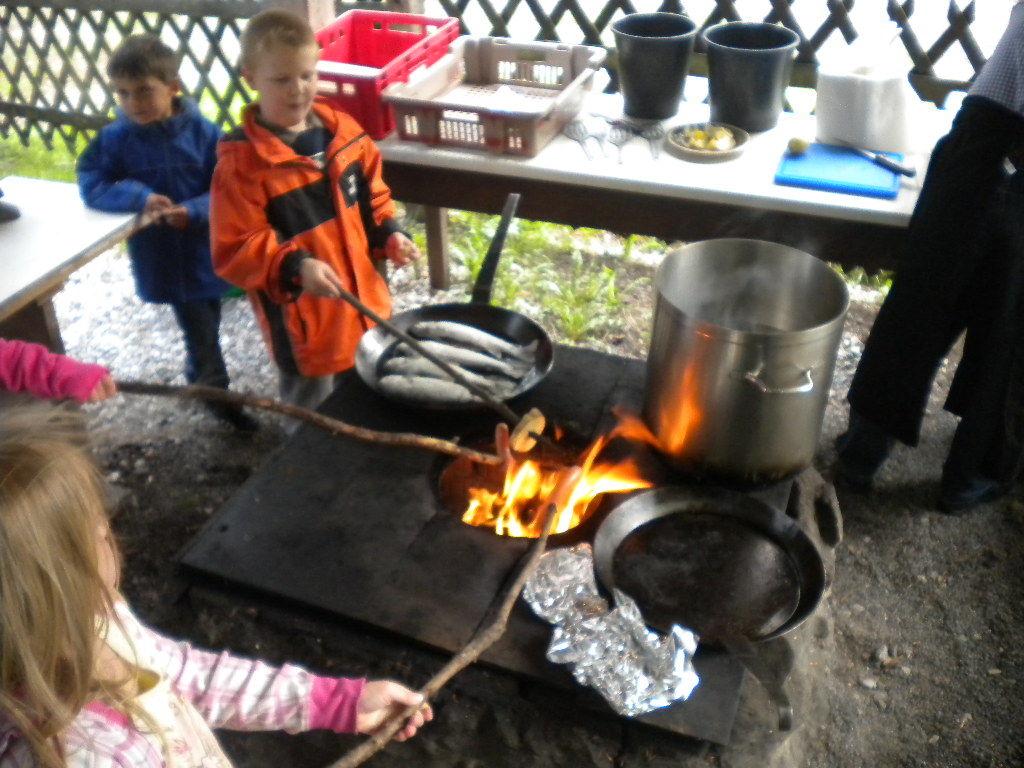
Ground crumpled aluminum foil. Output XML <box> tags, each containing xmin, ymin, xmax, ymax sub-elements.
<box><xmin>523</xmin><ymin>543</ymin><xmax>699</xmax><ymax>716</ymax></box>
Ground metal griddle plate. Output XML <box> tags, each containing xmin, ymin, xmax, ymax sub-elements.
<box><xmin>178</xmin><ymin>347</ymin><xmax>746</xmax><ymax>745</ymax></box>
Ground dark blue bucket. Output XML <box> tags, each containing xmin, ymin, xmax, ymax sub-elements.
<box><xmin>703</xmin><ymin>22</ymin><xmax>799</xmax><ymax>133</ymax></box>
<box><xmin>613</xmin><ymin>13</ymin><xmax>698</xmax><ymax>120</ymax></box>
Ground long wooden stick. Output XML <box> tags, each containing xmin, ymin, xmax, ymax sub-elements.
<box><xmin>326</xmin><ymin>466</ymin><xmax>583</xmax><ymax>768</ymax></box>
<box><xmin>114</xmin><ymin>380</ymin><xmax>502</xmax><ymax>465</ymax></box>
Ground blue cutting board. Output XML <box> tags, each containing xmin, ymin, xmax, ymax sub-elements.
<box><xmin>775</xmin><ymin>142</ymin><xmax>903</xmax><ymax>199</ymax></box>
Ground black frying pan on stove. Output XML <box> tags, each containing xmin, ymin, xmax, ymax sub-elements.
<box><xmin>355</xmin><ymin>193</ymin><xmax>555</xmax><ymax>409</ymax></box>
<box><xmin>592</xmin><ymin>485</ymin><xmax>826</xmax><ymax>730</ymax></box>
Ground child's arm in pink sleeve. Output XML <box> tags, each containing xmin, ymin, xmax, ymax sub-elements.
<box><xmin>308</xmin><ymin>675</ymin><xmax>366</xmax><ymax>733</ymax></box>
<box><xmin>0</xmin><ymin>339</ymin><xmax>109</xmax><ymax>403</ymax></box>
<box><xmin>132</xmin><ymin>606</ymin><xmax>366</xmax><ymax>734</ymax></box>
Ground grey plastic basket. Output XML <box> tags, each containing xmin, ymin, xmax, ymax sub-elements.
<box><xmin>382</xmin><ymin>36</ymin><xmax>607</xmax><ymax>157</ymax></box>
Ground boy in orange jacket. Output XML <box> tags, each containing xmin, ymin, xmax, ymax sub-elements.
<box><xmin>210</xmin><ymin>9</ymin><xmax>420</xmax><ymax>412</ymax></box>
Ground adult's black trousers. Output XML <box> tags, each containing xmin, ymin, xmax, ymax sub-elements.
<box><xmin>847</xmin><ymin>96</ymin><xmax>1024</xmax><ymax>447</ymax></box>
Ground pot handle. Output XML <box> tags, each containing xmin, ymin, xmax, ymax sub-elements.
<box><xmin>722</xmin><ymin>635</ymin><xmax>795</xmax><ymax>732</ymax></box>
<box><xmin>470</xmin><ymin>193</ymin><xmax>521</xmax><ymax>305</ymax></box>
<box><xmin>743</xmin><ymin>366</ymin><xmax>813</xmax><ymax>394</ymax></box>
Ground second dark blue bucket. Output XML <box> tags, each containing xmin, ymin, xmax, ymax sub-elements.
<box><xmin>703</xmin><ymin>22</ymin><xmax>799</xmax><ymax>133</ymax></box>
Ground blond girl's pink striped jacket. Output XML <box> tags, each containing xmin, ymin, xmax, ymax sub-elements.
<box><xmin>0</xmin><ymin>604</ymin><xmax>365</xmax><ymax>767</ymax></box>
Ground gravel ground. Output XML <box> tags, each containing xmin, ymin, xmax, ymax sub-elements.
<box><xmin>51</xmin><ymin>245</ymin><xmax>1024</xmax><ymax>768</ymax></box>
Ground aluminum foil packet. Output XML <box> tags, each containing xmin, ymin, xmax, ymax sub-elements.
<box><xmin>523</xmin><ymin>543</ymin><xmax>699</xmax><ymax>716</ymax></box>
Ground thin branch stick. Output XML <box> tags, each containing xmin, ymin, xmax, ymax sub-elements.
<box><xmin>326</xmin><ymin>466</ymin><xmax>583</xmax><ymax>768</ymax></box>
<box><xmin>114</xmin><ymin>380</ymin><xmax>502</xmax><ymax>465</ymax></box>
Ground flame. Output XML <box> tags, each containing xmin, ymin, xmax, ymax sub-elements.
<box><xmin>461</xmin><ymin>410</ymin><xmax>659</xmax><ymax>538</ymax></box>
<box><xmin>647</xmin><ymin>363</ymin><xmax>702</xmax><ymax>455</ymax></box>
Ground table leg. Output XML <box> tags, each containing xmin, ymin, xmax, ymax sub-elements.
<box><xmin>424</xmin><ymin>205</ymin><xmax>451</xmax><ymax>290</ymax></box>
<box><xmin>0</xmin><ymin>294</ymin><xmax>65</xmax><ymax>354</ymax></box>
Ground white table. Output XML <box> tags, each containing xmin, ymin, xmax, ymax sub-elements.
<box><xmin>0</xmin><ymin>175</ymin><xmax>138</xmax><ymax>351</ymax></box>
<box><xmin>380</xmin><ymin>94</ymin><xmax>953</xmax><ymax>288</ymax></box>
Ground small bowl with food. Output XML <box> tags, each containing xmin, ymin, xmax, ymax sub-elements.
<box><xmin>665</xmin><ymin>122</ymin><xmax>750</xmax><ymax>162</ymax></box>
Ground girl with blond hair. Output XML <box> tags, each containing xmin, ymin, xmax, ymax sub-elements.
<box><xmin>0</xmin><ymin>405</ymin><xmax>430</xmax><ymax>767</ymax></box>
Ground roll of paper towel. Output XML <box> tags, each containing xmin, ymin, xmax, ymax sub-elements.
<box><xmin>815</xmin><ymin>65</ymin><xmax>917</xmax><ymax>155</ymax></box>
<box><xmin>814</xmin><ymin>25</ymin><xmax>923</xmax><ymax>155</ymax></box>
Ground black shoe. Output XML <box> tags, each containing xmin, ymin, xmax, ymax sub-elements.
<box><xmin>0</xmin><ymin>200</ymin><xmax>21</xmax><ymax>223</ymax></box>
<box><xmin>938</xmin><ymin>474</ymin><xmax>1006</xmax><ymax>514</ymax></box>
<box><xmin>835</xmin><ymin>411</ymin><xmax>894</xmax><ymax>491</ymax></box>
<box><xmin>207</xmin><ymin>402</ymin><xmax>260</xmax><ymax>433</ymax></box>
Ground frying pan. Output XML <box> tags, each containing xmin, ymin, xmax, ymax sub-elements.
<box><xmin>592</xmin><ymin>485</ymin><xmax>826</xmax><ymax>730</ymax></box>
<box><xmin>593</xmin><ymin>485</ymin><xmax>825</xmax><ymax>644</ymax></box>
<box><xmin>355</xmin><ymin>194</ymin><xmax>555</xmax><ymax>409</ymax></box>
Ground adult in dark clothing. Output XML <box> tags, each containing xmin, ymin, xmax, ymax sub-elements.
<box><xmin>942</xmin><ymin>171</ymin><xmax>1024</xmax><ymax>497</ymax></box>
<box><xmin>837</xmin><ymin>2</ymin><xmax>1024</xmax><ymax>511</ymax></box>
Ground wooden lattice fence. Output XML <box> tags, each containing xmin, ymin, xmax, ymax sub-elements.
<box><xmin>435</xmin><ymin>0</ymin><xmax>992</xmax><ymax>103</ymax></box>
<box><xmin>1</xmin><ymin>0</ymin><xmax>262</xmax><ymax>150</ymax></box>
<box><xmin>0</xmin><ymin>0</ymin><xmax>1000</xmax><ymax>152</ymax></box>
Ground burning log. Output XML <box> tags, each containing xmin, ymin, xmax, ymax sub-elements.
<box><xmin>114</xmin><ymin>380</ymin><xmax>503</xmax><ymax>465</ymax></box>
<box><xmin>325</xmin><ymin>467</ymin><xmax>583</xmax><ymax>768</ymax></box>
<box><xmin>451</xmin><ymin>408</ymin><xmax>662</xmax><ymax>538</ymax></box>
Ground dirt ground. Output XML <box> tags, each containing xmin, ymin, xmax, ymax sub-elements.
<box><xmin>48</xmin><ymin>247</ymin><xmax>1024</xmax><ymax>768</ymax></box>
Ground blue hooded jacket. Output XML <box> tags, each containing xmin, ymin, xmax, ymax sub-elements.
<box><xmin>77</xmin><ymin>98</ymin><xmax>229</xmax><ymax>303</ymax></box>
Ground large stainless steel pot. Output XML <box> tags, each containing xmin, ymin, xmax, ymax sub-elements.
<box><xmin>644</xmin><ymin>239</ymin><xmax>849</xmax><ymax>483</ymax></box>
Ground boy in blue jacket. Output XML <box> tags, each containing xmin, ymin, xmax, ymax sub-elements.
<box><xmin>78</xmin><ymin>34</ymin><xmax>256</xmax><ymax>431</ymax></box>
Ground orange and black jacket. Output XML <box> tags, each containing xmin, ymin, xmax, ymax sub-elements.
<box><xmin>211</xmin><ymin>99</ymin><xmax>400</xmax><ymax>377</ymax></box>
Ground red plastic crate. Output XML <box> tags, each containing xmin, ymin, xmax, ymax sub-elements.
<box><xmin>315</xmin><ymin>10</ymin><xmax>460</xmax><ymax>139</ymax></box>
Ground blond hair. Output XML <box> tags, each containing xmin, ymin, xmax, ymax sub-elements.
<box><xmin>0</xmin><ymin>406</ymin><xmax>137</xmax><ymax>768</ymax></box>
<box><xmin>239</xmin><ymin>8</ymin><xmax>318</xmax><ymax>71</ymax></box>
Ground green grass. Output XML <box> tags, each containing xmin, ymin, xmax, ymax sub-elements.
<box><xmin>830</xmin><ymin>263</ymin><xmax>894</xmax><ymax>297</ymax></box>
<box><xmin>403</xmin><ymin>205</ymin><xmax>894</xmax><ymax>345</ymax></box>
<box><xmin>541</xmin><ymin>249</ymin><xmax>625</xmax><ymax>342</ymax></box>
<box><xmin>430</xmin><ymin>210</ymin><xmax>638</xmax><ymax>343</ymax></box>
<box><xmin>0</xmin><ymin>133</ymin><xmax>82</xmax><ymax>182</ymax></box>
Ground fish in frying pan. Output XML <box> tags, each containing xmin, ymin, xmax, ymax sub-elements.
<box><xmin>377</xmin><ymin>374</ymin><xmax>488</xmax><ymax>405</ymax></box>
<box><xmin>409</xmin><ymin>320</ymin><xmax>537</xmax><ymax>363</ymax></box>
<box><xmin>392</xmin><ymin>340</ymin><xmax>532</xmax><ymax>378</ymax></box>
<box><xmin>381</xmin><ymin>355</ymin><xmax>518</xmax><ymax>397</ymax></box>
<box><xmin>378</xmin><ymin>320</ymin><xmax>538</xmax><ymax>405</ymax></box>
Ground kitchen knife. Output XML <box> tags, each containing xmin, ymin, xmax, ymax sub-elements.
<box><xmin>843</xmin><ymin>143</ymin><xmax>917</xmax><ymax>178</ymax></box>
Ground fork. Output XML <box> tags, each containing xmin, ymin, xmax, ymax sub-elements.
<box><xmin>587</xmin><ymin>120</ymin><xmax>608</xmax><ymax>157</ymax></box>
<box><xmin>564</xmin><ymin>119</ymin><xmax>595</xmax><ymax>161</ymax></box>
<box><xmin>608</xmin><ymin>123</ymin><xmax>633</xmax><ymax>164</ymax></box>
<box><xmin>639</xmin><ymin>124</ymin><xmax>665</xmax><ymax>160</ymax></box>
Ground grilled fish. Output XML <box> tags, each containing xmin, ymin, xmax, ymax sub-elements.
<box><xmin>409</xmin><ymin>320</ymin><xmax>538</xmax><ymax>363</ymax></box>
<box><xmin>394</xmin><ymin>340</ymin><xmax>531</xmax><ymax>378</ymax></box>
<box><xmin>382</xmin><ymin>355</ymin><xmax>518</xmax><ymax>397</ymax></box>
<box><xmin>378</xmin><ymin>374</ymin><xmax>485</xmax><ymax>405</ymax></box>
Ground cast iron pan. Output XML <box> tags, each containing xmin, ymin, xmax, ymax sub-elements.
<box><xmin>593</xmin><ymin>485</ymin><xmax>825</xmax><ymax>643</ymax></box>
<box><xmin>355</xmin><ymin>194</ymin><xmax>555</xmax><ymax>408</ymax></box>
<box><xmin>592</xmin><ymin>485</ymin><xmax>826</xmax><ymax>729</ymax></box>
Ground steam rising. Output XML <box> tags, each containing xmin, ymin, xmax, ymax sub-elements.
<box><xmin>657</xmin><ymin>240</ymin><xmax>848</xmax><ymax>333</ymax></box>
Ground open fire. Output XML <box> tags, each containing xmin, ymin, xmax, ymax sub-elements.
<box><xmin>460</xmin><ymin>409</ymin><xmax>662</xmax><ymax>538</ymax></box>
